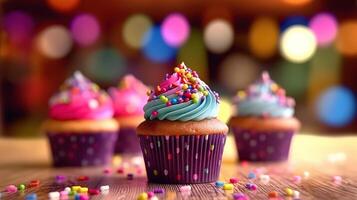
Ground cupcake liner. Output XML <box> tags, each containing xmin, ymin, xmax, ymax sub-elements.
<box><xmin>139</xmin><ymin>134</ymin><xmax>226</xmax><ymax>184</ymax></box>
<box><xmin>47</xmin><ymin>131</ymin><xmax>117</xmax><ymax>167</ymax></box>
<box><xmin>232</xmin><ymin>127</ymin><xmax>294</xmax><ymax>162</ymax></box>
<box><xmin>115</xmin><ymin>128</ymin><xmax>142</xmax><ymax>154</ymax></box>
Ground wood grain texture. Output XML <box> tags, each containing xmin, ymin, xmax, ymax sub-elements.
<box><xmin>1</xmin><ymin>134</ymin><xmax>357</xmax><ymax>199</ymax></box>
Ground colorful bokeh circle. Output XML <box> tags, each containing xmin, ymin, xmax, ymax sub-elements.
<box><xmin>161</xmin><ymin>13</ymin><xmax>190</xmax><ymax>47</ymax></box>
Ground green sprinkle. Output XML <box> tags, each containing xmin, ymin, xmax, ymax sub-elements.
<box><xmin>18</xmin><ymin>184</ymin><xmax>25</xmax><ymax>191</ymax></box>
<box><xmin>192</xmin><ymin>98</ymin><xmax>199</xmax><ymax>104</ymax></box>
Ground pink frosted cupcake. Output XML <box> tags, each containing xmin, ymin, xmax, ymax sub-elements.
<box><xmin>43</xmin><ymin>71</ymin><xmax>119</xmax><ymax>167</ymax></box>
<box><xmin>108</xmin><ymin>75</ymin><xmax>148</xmax><ymax>154</ymax></box>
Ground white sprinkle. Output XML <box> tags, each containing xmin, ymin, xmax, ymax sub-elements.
<box><xmin>64</xmin><ymin>187</ymin><xmax>71</xmax><ymax>192</ymax></box>
<box><xmin>48</xmin><ymin>191</ymin><xmax>60</xmax><ymax>199</ymax></box>
<box><xmin>150</xmin><ymin>196</ymin><xmax>159</xmax><ymax>200</ymax></box>
<box><xmin>303</xmin><ymin>171</ymin><xmax>310</xmax><ymax>179</ymax></box>
<box><xmin>179</xmin><ymin>185</ymin><xmax>191</xmax><ymax>192</ymax></box>
<box><xmin>259</xmin><ymin>174</ymin><xmax>270</xmax><ymax>184</ymax></box>
<box><xmin>100</xmin><ymin>185</ymin><xmax>110</xmax><ymax>192</ymax></box>
<box><xmin>333</xmin><ymin>175</ymin><xmax>342</xmax><ymax>184</ymax></box>
<box><xmin>293</xmin><ymin>190</ymin><xmax>300</xmax><ymax>199</ymax></box>
<box><xmin>88</xmin><ymin>99</ymin><xmax>99</xmax><ymax>109</ymax></box>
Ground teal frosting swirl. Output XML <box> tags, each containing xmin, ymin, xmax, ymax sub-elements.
<box><xmin>235</xmin><ymin>71</ymin><xmax>295</xmax><ymax>118</ymax></box>
<box><xmin>144</xmin><ymin>63</ymin><xmax>220</xmax><ymax>121</ymax></box>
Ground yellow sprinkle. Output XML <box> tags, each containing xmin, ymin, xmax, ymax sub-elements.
<box><xmin>223</xmin><ymin>183</ymin><xmax>234</xmax><ymax>190</ymax></box>
<box><xmin>186</xmin><ymin>73</ymin><xmax>192</xmax><ymax>78</ymax></box>
<box><xmin>153</xmin><ymin>170</ymin><xmax>158</xmax><ymax>176</ymax></box>
<box><xmin>285</xmin><ymin>188</ymin><xmax>293</xmax><ymax>196</ymax></box>
<box><xmin>237</xmin><ymin>91</ymin><xmax>246</xmax><ymax>99</ymax></box>
<box><xmin>137</xmin><ymin>192</ymin><xmax>148</xmax><ymax>200</ymax></box>
<box><xmin>191</xmin><ymin>93</ymin><xmax>198</xmax><ymax>99</ymax></box>
<box><xmin>182</xmin><ymin>84</ymin><xmax>188</xmax><ymax>90</ymax></box>
<box><xmin>71</xmin><ymin>186</ymin><xmax>81</xmax><ymax>192</ymax></box>
<box><xmin>190</xmin><ymin>77</ymin><xmax>196</xmax><ymax>82</ymax></box>
<box><xmin>203</xmin><ymin>91</ymin><xmax>209</xmax><ymax>96</ymax></box>
<box><xmin>180</xmin><ymin>69</ymin><xmax>186</xmax><ymax>74</ymax></box>
<box><xmin>271</xmin><ymin>83</ymin><xmax>279</xmax><ymax>91</ymax></box>
<box><xmin>79</xmin><ymin>187</ymin><xmax>88</xmax><ymax>193</ymax></box>
<box><xmin>174</xmin><ymin>67</ymin><xmax>180</xmax><ymax>73</ymax></box>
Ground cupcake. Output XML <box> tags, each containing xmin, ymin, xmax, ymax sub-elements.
<box><xmin>229</xmin><ymin>71</ymin><xmax>300</xmax><ymax>162</ymax></box>
<box><xmin>108</xmin><ymin>75</ymin><xmax>147</xmax><ymax>154</ymax></box>
<box><xmin>43</xmin><ymin>71</ymin><xmax>119</xmax><ymax>167</ymax></box>
<box><xmin>137</xmin><ymin>63</ymin><xmax>228</xmax><ymax>184</ymax></box>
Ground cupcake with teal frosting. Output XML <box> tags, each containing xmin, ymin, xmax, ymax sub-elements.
<box><xmin>137</xmin><ymin>63</ymin><xmax>228</xmax><ymax>184</ymax></box>
<box><xmin>229</xmin><ymin>71</ymin><xmax>300</xmax><ymax>162</ymax></box>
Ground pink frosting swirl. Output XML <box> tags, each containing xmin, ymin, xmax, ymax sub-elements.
<box><xmin>49</xmin><ymin>71</ymin><xmax>114</xmax><ymax>120</ymax></box>
<box><xmin>108</xmin><ymin>75</ymin><xmax>148</xmax><ymax>117</ymax></box>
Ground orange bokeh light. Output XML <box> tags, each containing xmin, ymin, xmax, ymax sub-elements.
<box><xmin>283</xmin><ymin>0</ymin><xmax>312</xmax><ymax>6</ymax></box>
<box><xmin>47</xmin><ymin>0</ymin><xmax>80</xmax><ymax>12</ymax></box>
<box><xmin>335</xmin><ymin>21</ymin><xmax>357</xmax><ymax>56</ymax></box>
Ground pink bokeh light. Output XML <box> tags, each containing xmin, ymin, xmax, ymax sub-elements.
<box><xmin>161</xmin><ymin>13</ymin><xmax>190</xmax><ymax>47</ymax></box>
<box><xmin>309</xmin><ymin>12</ymin><xmax>338</xmax><ymax>46</ymax></box>
<box><xmin>71</xmin><ymin>14</ymin><xmax>101</xmax><ymax>46</ymax></box>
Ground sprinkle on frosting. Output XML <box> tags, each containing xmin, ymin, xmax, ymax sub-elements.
<box><xmin>233</xmin><ymin>71</ymin><xmax>295</xmax><ymax>118</ymax></box>
<box><xmin>49</xmin><ymin>71</ymin><xmax>114</xmax><ymax>120</ymax></box>
<box><xmin>144</xmin><ymin>62</ymin><xmax>220</xmax><ymax>121</ymax></box>
<box><xmin>108</xmin><ymin>75</ymin><xmax>148</xmax><ymax>117</ymax></box>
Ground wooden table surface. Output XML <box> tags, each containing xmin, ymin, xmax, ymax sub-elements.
<box><xmin>1</xmin><ymin>134</ymin><xmax>357</xmax><ymax>200</ymax></box>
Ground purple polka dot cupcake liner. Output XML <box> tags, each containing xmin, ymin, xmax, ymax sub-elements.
<box><xmin>139</xmin><ymin>134</ymin><xmax>226</xmax><ymax>184</ymax></box>
<box><xmin>232</xmin><ymin>127</ymin><xmax>294</xmax><ymax>162</ymax></box>
<box><xmin>115</xmin><ymin>128</ymin><xmax>142</xmax><ymax>154</ymax></box>
<box><xmin>47</xmin><ymin>132</ymin><xmax>117</xmax><ymax>167</ymax></box>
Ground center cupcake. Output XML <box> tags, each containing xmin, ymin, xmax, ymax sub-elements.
<box><xmin>137</xmin><ymin>63</ymin><xmax>228</xmax><ymax>184</ymax></box>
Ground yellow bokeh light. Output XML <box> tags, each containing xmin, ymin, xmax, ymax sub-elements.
<box><xmin>335</xmin><ymin>21</ymin><xmax>357</xmax><ymax>56</ymax></box>
<box><xmin>122</xmin><ymin>14</ymin><xmax>152</xmax><ymax>49</ymax></box>
<box><xmin>280</xmin><ymin>25</ymin><xmax>317</xmax><ymax>63</ymax></box>
<box><xmin>249</xmin><ymin>17</ymin><xmax>279</xmax><ymax>59</ymax></box>
<box><xmin>218</xmin><ymin>97</ymin><xmax>233</xmax><ymax>124</ymax></box>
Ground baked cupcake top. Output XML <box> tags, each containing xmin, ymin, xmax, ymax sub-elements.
<box><xmin>233</xmin><ymin>71</ymin><xmax>295</xmax><ymax>118</ymax></box>
<box><xmin>144</xmin><ymin>62</ymin><xmax>220</xmax><ymax>121</ymax></box>
<box><xmin>49</xmin><ymin>71</ymin><xmax>114</xmax><ymax>121</ymax></box>
<box><xmin>108</xmin><ymin>74</ymin><xmax>148</xmax><ymax>117</ymax></box>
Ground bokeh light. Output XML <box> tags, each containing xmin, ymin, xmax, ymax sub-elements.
<box><xmin>273</xmin><ymin>61</ymin><xmax>309</xmax><ymax>97</ymax></box>
<box><xmin>161</xmin><ymin>13</ymin><xmax>190</xmax><ymax>47</ymax></box>
<box><xmin>142</xmin><ymin>26</ymin><xmax>177</xmax><ymax>63</ymax></box>
<box><xmin>177</xmin><ymin>29</ymin><xmax>208</xmax><ymax>81</ymax></box>
<box><xmin>219</xmin><ymin>53</ymin><xmax>259</xmax><ymax>91</ymax></box>
<box><xmin>122</xmin><ymin>14</ymin><xmax>153</xmax><ymax>49</ymax></box>
<box><xmin>316</xmin><ymin>86</ymin><xmax>356</xmax><ymax>127</ymax></box>
<box><xmin>309</xmin><ymin>12</ymin><xmax>338</xmax><ymax>47</ymax></box>
<box><xmin>47</xmin><ymin>0</ymin><xmax>80</xmax><ymax>12</ymax></box>
<box><xmin>335</xmin><ymin>21</ymin><xmax>357</xmax><ymax>56</ymax></box>
<box><xmin>37</xmin><ymin>25</ymin><xmax>73</xmax><ymax>59</ymax></box>
<box><xmin>71</xmin><ymin>13</ymin><xmax>100</xmax><ymax>46</ymax></box>
<box><xmin>85</xmin><ymin>48</ymin><xmax>126</xmax><ymax>83</ymax></box>
<box><xmin>3</xmin><ymin>11</ymin><xmax>34</xmax><ymax>46</ymax></box>
<box><xmin>281</xmin><ymin>16</ymin><xmax>308</xmax><ymax>32</ymax></box>
<box><xmin>249</xmin><ymin>17</ymin><xmax>279</xmax><ymax>59</ymax></box>
<box><xmin>204</xmin><ymin>19</ymin><xmax>234</xmax><ymax>53</ymax></box>
<box><xmin>218</xmin><ymin>97</ymin><xmax>232</xmax><ymax>124</ymax></box>
<box><xmin>280</xmin><ymin>25</ymin><xmax>317</xmax><ymax>63</ymax></box>
<box><xmin>283</xmin><ymin>0</ymin><xmax>312</xmax><ymax>6</ymax></box>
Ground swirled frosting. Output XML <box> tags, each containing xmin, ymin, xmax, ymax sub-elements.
<box><xmin>49</xmin><ymin>71</ymin><xmax>114</xmax><ymax>120</ymax></box>
<box><xmin>108</xmin><ymin>75</ymin><xmax>148</xmax><ymax>117</ymax></box>
<box><xmin>234</xmin><ymin>71</ymin><xmax>295</xmax><ymax>118</ymax></box>
<box><xmin>144</xmin><ymin>63</ymin><xmax>220</xmax><ymax>121</ymax></box>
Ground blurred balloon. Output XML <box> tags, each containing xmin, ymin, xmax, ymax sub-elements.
<box><xmin>281</xmin><ymin>16</ymin><xmax>308</xmax><ymax>32</ymax></box>
<box><xmin>249</xmin><ymin>17</ymin><xmax>279</xmax><ymax>59</ymax></box>
<box><xmin>177</xmin><ymin>29</ymin><xmax>208</xmax><ymax>81</ymax></box>
<box><xmin>85</xmin><ymin>48</ymin><xmax>126</xmax><ymax>83</ymax></box>
<box><xmin>219</xmin><ymin>53</ymin><xmax>259</xmax><ymax>91</ymax></box>
<box><xmin>316</xmin><ymin>86</ymin><xmax>356</xmax><ymax>127</ymax></box>
<box><xmin>204</xmin><ymin>19</ymin><xmax>234</xmax><ymax>54</ymax></box>
<box><xmin>309</xmin><ymin>12</ymin><xmax>338</xmax><ymax>47</ymax></box>
<box><xmin>122</xmin><ymin>14</ymin><xmax>153</xmax><ymax>49</ymax></box>
<box><xmin>71</xmin><ymin>13</ymin><xmax>100</xmax><ymax>46</ymax></box>
<box><xmin>335</xmin><ymin>21</ymin><xmax>357</xmax><ymax>56</ymax></box>
<box><xmin>218</xmin><ymin>97</ymin><xmax>232</xmax><ymax>124</ymax></box>
<box><xmin>161</xmin><ymin>13</ymin><xmax>190</xmax><ymax>47</ymax></box>
<box><xmin>280</xmin><ymin>25</ymin><xmax>317</xmax><ymax>63</ymax></box>
<box><xmin>273</xmin><ymin>61</ymin><xmax>309</xmax><ymax>97</ymax></box>
<box><xmin>308</xmin><ymin>47</ymin><xmax>341</xmax><ymax>103</ymax></box>
<box><xmin>47</xmin><ymin>0</ymin><xmax>80</xmax><ymax>12</ymax></box>
<box><xmin>3</xmin><ymin>11</ymin><xmax>34</xmax><ymax>46</ymax></box>
<box><xmin>37</xmin><ymin>25</ymin><xmax>73</xmax><ymax>59</ymax></box>
<box><xmin>142</xmin><ymin>26</ymin><xmax>177</xmax><ymax>63</ymax></box>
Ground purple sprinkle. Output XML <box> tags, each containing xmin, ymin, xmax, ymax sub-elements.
<box><xmin>55</xmin><ymin>175</ymin><xmax>66</xmax><ymax>182</ymax></box>
<box><xmin>153</xmin><ymin>188</ymin><xmax>165</xmax><ymax>194</ymax></box>
<box><xmin>127</xmin><ymin>173</ymin><xmax>134</xmax><ymax>180</ymax></box>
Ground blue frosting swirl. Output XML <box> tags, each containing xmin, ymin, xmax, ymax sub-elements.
<box><xmin>235</xmin><ymin>71</ymin><xmax>295</xmax><ymax>118</ymax></box>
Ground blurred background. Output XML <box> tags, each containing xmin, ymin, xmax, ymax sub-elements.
<box><xmin>1</xmin><ymin>0</ymin><xmax>357</xmax><ymax>137</ymax></box>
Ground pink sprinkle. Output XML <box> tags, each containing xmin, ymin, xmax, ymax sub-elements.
<box><xmin>136</xmin><ymin>168</ymin><xmax>143</xmax><ymax>175</ymax></box>
<box><xmin>103</xmin><ymin>168</ymin><xmax>112</xmax><ymax>174</ymax></box>
<box><xmin>333</xmin><ymin>176</ymin><xmax>342</xmax><ymax>184</ymax></box>
<box><xmin>229</xmin><ymin>178</ymin><xmax>239</xmax><ymax>183</ymax></box>
<box><xmin>88</xmin><ymin>189</ymin><xmax>100</xmax><ymax>195</ymax></box>
<box><xmin>117</xmin><ymin>167</ymin><xmax>124</xmax><ymax>174</ymax></box>
<box><xmin>250</xmin><ymin>184</ymin><xmax>257</xmax><ymax>191</ymax></box>
<box><xmin>79</xmin><ymin>194</ymin><xmax>89</xmax><ymax>200</ymax></box>
<box><xmin>147</xmin><ymin>191</ymin><xmax>155</xmax><ymax>198</ymax></box>
<box><xmin>6</xmin><ymin>185</ymin><xmax>17</xmax><ymax>193</ymax></box>
<box><xmin>293</xmin><ymin>175</ymin><xmax>302</xmax><ymax>184</ymax></box>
